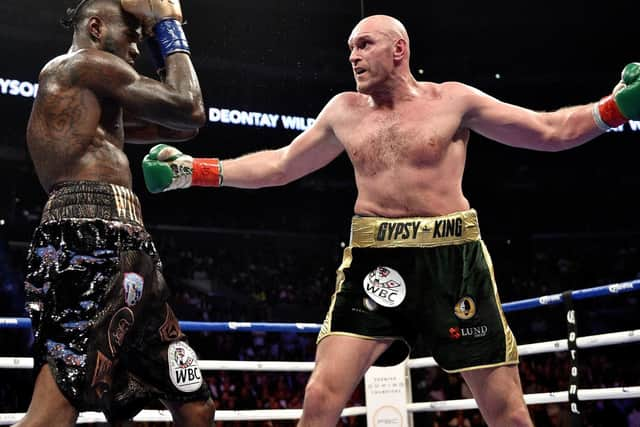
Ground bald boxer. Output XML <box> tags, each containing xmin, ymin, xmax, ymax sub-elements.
<box><xmin>18</xmin><ymin>1</ymin><xmax>214</xmax><ymax>426</ymax></box>
<box><xmin>142</xmin><ymin>14</ymin><xmax>640</xmax><ymax>427</ymax></box>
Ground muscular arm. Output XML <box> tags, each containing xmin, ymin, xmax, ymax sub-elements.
<box><xmin>222</xmin><ymin>99</ymin><xmax>345</xmax><ymax>188</ymax></box>
<box><xmin>460</xmin><ymin>84</ymin><xmax>605</xmax><ymax>152</ymax></box>
<box><xmin>70</xmin><ymin>49</ymin><xmax>205</xmax><ymax>130</ymax></box>
<box><xmin>124</xmin><ymin>116</ymin><xmax>198</xmax><ymax>143</ymax></box>
<box><xmin>141</xmin><ymin>95</ymin><xmax>348</xmax><ymax>193</ymax></box>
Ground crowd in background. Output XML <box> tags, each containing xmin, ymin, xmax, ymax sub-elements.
<box><xmin>1</xmin><ymin>213</ymin><xmax>640</xmax><ymax>426</ymax></box>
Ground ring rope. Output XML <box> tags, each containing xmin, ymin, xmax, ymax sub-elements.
<box><xmin>410</xmin><ymin>328</ymin><xmax>640</xmax><ymax>369</ymax></box>
<box><xmin>1</xmin><ymin>281</ymin><xmax>638</xmax><ymax>424</ymax></box>
<box><xmin>2</xmin><ymin>329</ymin><xmax>638</xmax><ymax>370</ymax></box>
<box><xmin>1</xmin><ymin>387</ymin><xmax>639</xmax><ymax>425</ymax></box>
<box><xmin>2</xmin><ymin>279</ymin><xmax>638</xmax><ymax>331</ymax></box>
<box><xmin>408</xmin><ymin>386</ymin><xmax>640</xmax><ymax>412</ymax></box>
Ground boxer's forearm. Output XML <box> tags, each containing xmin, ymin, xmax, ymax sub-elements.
<box><xmin>142</xmin><ymin>145</ymin><xmax>289</xmax><ymax>193</ymax></box>
<box><xmin>221</xmin><ymin>149</ymin><xmax>292</xmax><ymax>189</ymax></box>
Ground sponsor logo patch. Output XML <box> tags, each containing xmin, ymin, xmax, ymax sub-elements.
<box><xmin>362</xmin><ymin>266</ymin><xmax>406</xmax><ymax>308</ymax></box>
<box><xmin>453</xmin><ymin>296</ymin><xmax>476</xmax><ymax>320</ymax></box>
<box><xmin>123</xmin><ymin>272</ymin><xmax>144</xmax><ymax>306</ymax></box>
<box><xmin>449</xmin><ymin>326</ymin><xmax>461</xmax><ymax>340</ymax></box>
<box><xmin>108</xmin><ymin>307</ymin><xmax>134</xmax><ymax>356</ymax></box>
<box><xmin>168</xmin><ymin>341</ymin><xmax>203</xmax><ymax>393</ymax></box>
<box><xmin>449</xmin><ymin>325</ymin><xmax>489</xmax><ymax>339</ymax></box>
<box><xmin>460</xmin><ymin>325</ymin><xmax>489</xmax><ymax>338</ymax></box>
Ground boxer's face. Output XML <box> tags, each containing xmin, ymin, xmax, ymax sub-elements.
<box><xmin>103</xmin><ymin>9</ymin><xmax>141</xmax><ymax>66</ymax></box>
<box><xmin>348</xmin><ymin>25</ymin><xmax>395</xmax><ymax>94</ymax></box>
<box><xmin>91</xmin><ymin>6</ymin><xmax>141</xmax><ymax>66</ymax></box>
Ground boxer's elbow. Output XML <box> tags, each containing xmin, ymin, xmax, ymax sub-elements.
<box><xmin>265</xmin><ymin>165</ymin><xmax>290</xmax><ymax>187</ymax></box>
<box><xmin>173</xmin><ymin>95</ymin><xmax>206</xmax><ymax>129</ymax></box>
<box><xmin>184</xmin><ymin>102</ymin><xmax>206</xmax><ymax>129</ymax></box>
<box><xmin>191</xmin><ymin>104</ymin><xmax>207</xmax><ymax>128</ymax></box>
<box><xmin>173</xmin><ymin>128</ymin><xmax>199</xmax><ymax>141</ymax></box>
<box><xmin>263</xmin><ymin>157</ymin><xmax>296</xmax><ymax>187</ymax></box>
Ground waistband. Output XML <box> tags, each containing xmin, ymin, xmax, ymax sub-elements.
<box><xmin>349</xmin><ymin>209</ymin><xmax>480</xmax><ymax>248</ymax></box>
<box><xmin>41</xmin><ymin>181</ymin><xmax>143</xmax><ymax>226</ymax></box>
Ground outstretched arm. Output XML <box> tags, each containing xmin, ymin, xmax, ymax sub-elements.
<box><xmin>462</xmin><ymin>63</ymin><xmax>640</xmax><ymax>152</ymax></box>
<box><xmin>222</xmin><ymin>118</ymin><xmax>344</xmax><ymax>188</ymax></box>
<box><xmin>142</xmin><ymin>96</ymin><xmax>346</xmax><ymax>193</ymax></box>
<box><xmin>465</xmin><ymin>93</ymin><xmax>602</xmax><ymax>152</ymax></box>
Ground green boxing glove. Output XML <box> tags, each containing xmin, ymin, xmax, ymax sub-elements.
<box><xmin>593</xmin><ymin>62</ymin><xmax>640</xmax><ymax>130</ymax></box>
<box><xmin>142</xmin><ymin>144</ymin><xmax>223</xmax><ymax>193</ymax></box>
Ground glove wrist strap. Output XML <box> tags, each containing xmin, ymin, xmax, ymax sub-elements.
<box><xmin>153</xmin><ymin>19</ymin><xmax>190</xmax><ymax>58</ymax></box>
<box><xmin>593</xmin><ymin>95</ymin><xmax>627</xmax><ymax>130</ymax></box>
<box><xmin>192</xmin><ymin>158</ymin><xmax>223</xmax><ymax>187</ymax></box>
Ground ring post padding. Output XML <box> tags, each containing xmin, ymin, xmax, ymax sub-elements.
<box><xmin>364</xmin><ymin>360</ymin><xmax>414</xmax><ymax>427</ymax></box>
<box><xmin>563</xmin><ymin>290</ymin><xmax>581</xmax><ymax>426</ymax></box>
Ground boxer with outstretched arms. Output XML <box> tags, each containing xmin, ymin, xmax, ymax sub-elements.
<box><xmin>19</xmin><ymin>0</ymin><xmax>214</xmax><ymax>426</ymax></box>
<box><xmin>144</xmin><ymin>60</ymin><xmax>640</xmax><ymax>194</ymax></box>
<box><xmin>143</xmin><ymin>15</ymin><xmax>640</xmax><ymax>427</ymax></box>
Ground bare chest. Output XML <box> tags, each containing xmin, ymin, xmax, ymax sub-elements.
<box><xmin>340</xmin><ymin>107</ymin><xmax>461</xmax><ymax>174</ymax></box>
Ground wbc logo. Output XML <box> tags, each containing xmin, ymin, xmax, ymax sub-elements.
<box><xmin>168</xmin><ymin>341</ymin><xmax>203</xmax><ymax>393</ymax></box>
<box><xmin>362</xmin><ymin>266</ymin><xmax>407</xmax><ymax>308</ymax></box>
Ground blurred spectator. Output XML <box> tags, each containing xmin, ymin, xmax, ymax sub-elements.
<box><xmin>2</xmin><ymin>224</ymin><xmax>640</xmax><ymax>426</ymax></box>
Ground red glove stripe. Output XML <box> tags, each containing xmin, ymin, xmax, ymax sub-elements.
<box><xmin>598</xmin><ymin>95</ymin><xmax>628</xmax><ymax>128</ymax></box>
<box><xmin>192</xmin><ymin>158</ymin><xmax>222</xmax><ymax>187</ymax></box>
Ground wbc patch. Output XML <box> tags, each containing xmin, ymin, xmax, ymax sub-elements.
<box><xmin>123</xmin><ymin>272</ymin><xmax>144</xmax><ymax>306</ymax></box>
<box><xmin>168</xmin><ymin>341</ymin><xmax>203</xmax><ymax>393</ymax></box>
<box><xmin>362</xmin><ymin>266</ymin><xmax>407</xmax><ymax>308</ymax></box>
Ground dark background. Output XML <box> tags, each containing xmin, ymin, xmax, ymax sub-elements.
<box><xmin>1</xmin><ymin>0</ymin><xmax>639</xmax><ymax>343</ymax></box>
<box><xmin>1</xmin><ymin>2</ymin><xmax>640</xmax><ymax>424</ymax></box>
<box><xmin>1</xmin><ymin>0</ymin><xmax>639</xmax><ymax>238</ymax></box>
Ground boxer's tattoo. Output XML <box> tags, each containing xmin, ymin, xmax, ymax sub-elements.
<box><xmin>41</xmin><ymin>91</ymin><xmax>85</xmax><ymax>137</ymax></box>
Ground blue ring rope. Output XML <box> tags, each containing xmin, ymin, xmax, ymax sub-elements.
<box><xmin>2</xmin><ymin>280</ymin><xmax>639</xmax><ymax>332</ymax></box>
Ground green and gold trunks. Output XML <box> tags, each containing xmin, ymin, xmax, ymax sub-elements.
<box><xmin>318</xmin><ymin>209</ymin><xmax>518</xmax><ymax>372</ymax></box>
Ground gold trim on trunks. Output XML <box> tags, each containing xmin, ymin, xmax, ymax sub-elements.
<box><xmin>349</xmin><ymin>209</ymin><xmax>480</xmax><ymax>248</ymax></box>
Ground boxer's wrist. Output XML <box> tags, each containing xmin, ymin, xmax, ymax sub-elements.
<box><xmin>593</xmin><ymin>95</ymin><xmax>627</xmax><ymax>130</ymax></box>
<box><xmin>145</xmin><ymin>37</ymin><xmax>166</xmax><ymax>75</ymax></box>
<box><xmin>192</xmin><ymin>158</ymin><xmax>223</xmax><ymax>187</ymax></box>
<box><xmin>594</xmin><ymin>62</ymin><xmax>640</xmax><ymax>130</ymax></box>
<box><xmin>154</xmin><ymin>19</ymin><xmax>190</xmax><ymax>57</ymax></box>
